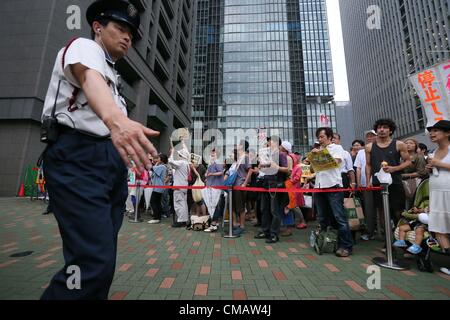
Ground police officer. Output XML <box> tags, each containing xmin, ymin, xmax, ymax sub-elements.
<box><xmin>40</xmin><ymin>0</ymin><xmax>159</xmax><ymax>299</ymax></box>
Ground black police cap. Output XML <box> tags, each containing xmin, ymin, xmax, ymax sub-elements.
<box><xmin>86</xmin><ymin>0</ymin><xmax>140</xmax><ymax>38</ymax></box>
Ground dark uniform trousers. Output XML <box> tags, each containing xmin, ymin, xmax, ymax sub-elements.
<box><xmin>41</xmin><ymin>130</ymin><xmax>127</xmax><ymax>300</ymax></box>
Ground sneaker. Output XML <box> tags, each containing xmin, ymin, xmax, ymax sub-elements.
<box><xmin>335</xmin><ymin>248</ymin><xmax>352</xmax><ymax>257</ymax></box>
<box><xmin>406</xmin><ymin>244</ymin><xmax>422</xmax><ymax>255</ymax></box>
<box><xmin>265</xmin><ymin>235</ymin><xmax>279</xmax><ymax>244</ymax></box>
<box><xmin>147</xmin><ymin>219</ymin><xmax>160</xmax><ymax>224</ymax></box>
<box><xmin>204</xmin><ymin>225</ymin><xmax>218</xmax><ymax>233</ymax></box>
<box><xmin>254</xmin><ymin>232</ymin><xmax>269</xmax><ymax>239</ymax></box>
<box><xmin>393</xmin><ymin>240</ymin><xmax>408</xmax><ymax>248</ymax></box>
<box><xmin>360</xmin><ymin>234</ymin><xmax>374</xmax><ymax>241</ymax></box>
<box><xmin>440</xmin><ymin>267</ymin><xmax>450</xmax><ymax>275</ymax></box>
<box><xmin>296</xmin><ymin>223</ymin><xmax>307</xmax><ymax>230</ymax></box>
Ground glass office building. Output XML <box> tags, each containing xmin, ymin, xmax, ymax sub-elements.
<box><xmin>193</xmin><ymin>0</ymin><xmax>335</xmax><ymax>154</ymax></box>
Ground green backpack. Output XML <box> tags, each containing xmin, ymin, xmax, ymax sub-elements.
<box><xmin>313</xmin><ymin>227</ymin><xmax>338</xmax><ymax>255</ymax></box>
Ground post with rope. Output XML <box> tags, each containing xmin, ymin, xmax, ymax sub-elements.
<box><xmin>223</xmin><ymin>188</ymin><xmax>239</xmax><ymax>238</ymax></box>
<box><xmin>129</xmin><ymin>180</ymin><xmax>143</xmax><ymax>223</ymax></box>
<box><xmin>372</xmin><ymin>183</ymin><xmax>408</xmax><ymax>270</ymax></box>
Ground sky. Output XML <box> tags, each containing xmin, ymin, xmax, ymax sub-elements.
<box><xmin>325</xmin><ymin>0</ymin><xmax>350</xmax><ymax>102</ymax></box>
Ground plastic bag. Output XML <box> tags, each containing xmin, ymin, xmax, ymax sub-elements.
<box><xmin>374</xmin><ymin>168</ymin><xmax>392</xmax><ymax>185</ymax></box>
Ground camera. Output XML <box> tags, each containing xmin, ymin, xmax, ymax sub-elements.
<box><xmin>40</xmin><ymin>116</ymin><xmax>59</xmax><ymax>143</ymax></box>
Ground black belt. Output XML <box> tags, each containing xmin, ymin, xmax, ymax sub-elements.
<box><xmin>57</xmin><ymin>124</ymin><xmax>111</xmax><ymax>141</ymax></box>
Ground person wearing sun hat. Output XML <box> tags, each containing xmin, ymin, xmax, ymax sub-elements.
<box><xmin>40</xmin><ymin>0</ymin><xmax>159</xmax><ymax>300</ymax></box>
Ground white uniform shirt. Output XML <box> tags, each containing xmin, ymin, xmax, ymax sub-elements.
<box><xmin>41</xmin><ymin>38</ymin><xmax>127</xmax><ymax>136</ymax></box>
<box><xmin>315</xmin><ymin>143</ymin><xmax>344</xmax><ymax>188</ymax></box>
<box><xmin>341</xmin><ymin>150</ymin><xmax>354</xmax><ymax>174</ymax></box>
<box><xmin>354</xmin><ymin>149</ymin><xmax>367</xmax><ymax>187</ymax></box>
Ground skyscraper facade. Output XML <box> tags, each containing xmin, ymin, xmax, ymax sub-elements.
<box><xmin>340</xmin><ymin>0</ymin><xmax>449</xmax><ymax>139</ymax></box>
<box><xmin>300</xmin><ymin>0</ymin><xmax>336</xmax><ymax>147</ymax></box>
<box><xmin>192</xmin><ymin>0</ymin><xmax>335</xmax><ymax>154</ymax></box>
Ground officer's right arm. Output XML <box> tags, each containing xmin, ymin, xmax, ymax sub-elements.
<box><xmin>70</xmin><ymin>63</ymin><xmax>159</xmax><ymax>173</ymax></box>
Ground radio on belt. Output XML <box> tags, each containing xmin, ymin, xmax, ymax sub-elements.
<box><xmin>40</xmin><ymin>80</ymin><xmax>61</xmax><ymax>144</ymax></box>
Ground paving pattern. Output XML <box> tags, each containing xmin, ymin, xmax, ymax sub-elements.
<box><xmin>0</xmin><ymin>198</ymin><xmax>449</xmax><ymax>300</ymax></box>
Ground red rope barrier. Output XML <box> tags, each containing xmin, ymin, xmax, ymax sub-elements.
<box><xmin>127</xmin><ymin>184</ymin><xmax>382</xmax><ymax>193</ymax></box>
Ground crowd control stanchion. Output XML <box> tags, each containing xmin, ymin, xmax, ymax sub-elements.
<box><xmin>372</xmin><ymin>183</ymin><xmax>408</xmax><ymax>270</ymax></box>
<box><xmin>129</xmin><ymin>181</ymin><xmax>143</xmax><ymax>223</ymax></box>
<box><xmin>224</xmin><ymin>189</ymin><xmax>239</xmax><ymax>238</ymax></box>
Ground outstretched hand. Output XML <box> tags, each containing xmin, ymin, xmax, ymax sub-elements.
<box><xmin>107</xmin><ymin>113</ymin><xmax>159</xmax><ymax>173</ymax></box>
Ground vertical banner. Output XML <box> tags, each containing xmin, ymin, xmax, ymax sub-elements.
<box><xmin>409</xmin><ymin>60</ymin><xmax>450</xmax><ymax>128</ymax></box>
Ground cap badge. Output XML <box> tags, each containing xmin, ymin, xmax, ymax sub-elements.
<box><xmin>127</xmin><ymin>4</ymin><xmax>138</xmax><ymax>18</ymax></box>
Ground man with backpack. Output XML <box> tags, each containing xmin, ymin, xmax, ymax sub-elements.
<box><xmin>313</xmin><ymin>127</ymin><xmax>353</xmax><ymax>257</ymax></box>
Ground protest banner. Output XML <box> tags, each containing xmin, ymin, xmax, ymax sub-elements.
<box><xmin>409</xmin><ymin>60</ymin><xmax>450</xmax><ymax>128</ymax></box>
<box><xmin>190</xmin><ymin>153</ymin><xmax>202</xmax><ymax>165</ymax></box>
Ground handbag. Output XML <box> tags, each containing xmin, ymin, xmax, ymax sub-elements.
<box><xmin>285</xmin><ymin>179</ymin><xmax>297</xmax><ymax>209</ymax></box>
<box><xmin>344</xmin><ymin>196</ymin><xmax>365</xmax><ymax>231</ymax></box>
<box><xmin>192</xmin><ymin>177</ymin><xmax>204</xmax><ymax>203</ymax></box>
<box><xmin>190</xmin><ymin>215</ymin><xmax>210</xmax><ymax>231</ymax></box>
<box><xmin>223</xmin><ymin>157</ymin><xmax>244</xmax><ymax>187</ymax></box>
<box><xmin>223</xmin><ymin>171</ymin><xmax>238</xmax><ymax>187</ymax></box>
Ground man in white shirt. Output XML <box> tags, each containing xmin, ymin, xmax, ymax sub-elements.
<box><xmin>354</xmin><ymin>130</ymin><xmax>377</xmax><ymax>241</ymax></box>
<box><xmin>40</xmin><ymin>1</ymin><xmax>159</xmax><ymax>300</ymax></box>
<box><xmin>332</xmin><ymin>133</ymin><xmax>356</xmax><ymax>191</ymax></box>
<box><xmin>313</xmin><ymin>127</ymin><xmax>353</xmax><ymax>257</ymax></box>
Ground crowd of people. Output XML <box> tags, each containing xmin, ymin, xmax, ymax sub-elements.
<box><xmin>125</xmin><ymin>118</ymin><xmax>450</xmax><ymax>270</ymax></box>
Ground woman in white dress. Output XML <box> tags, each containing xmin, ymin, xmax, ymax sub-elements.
<box><xmin>426</xmin><ymin>120</ymin><xmax>450</xmax><ymax>274</ymax></box>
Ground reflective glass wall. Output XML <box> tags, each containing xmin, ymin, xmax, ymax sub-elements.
<box><xmin>193</xmin><ymin>0</ymin><xmax>335</xmax><ymax>154</ymax></box>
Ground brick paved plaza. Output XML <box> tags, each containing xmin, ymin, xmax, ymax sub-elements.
<box><xmin>0</xmin><ymin>198</ymin><xmax>449</xmax><ymax>300</ymax></box>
